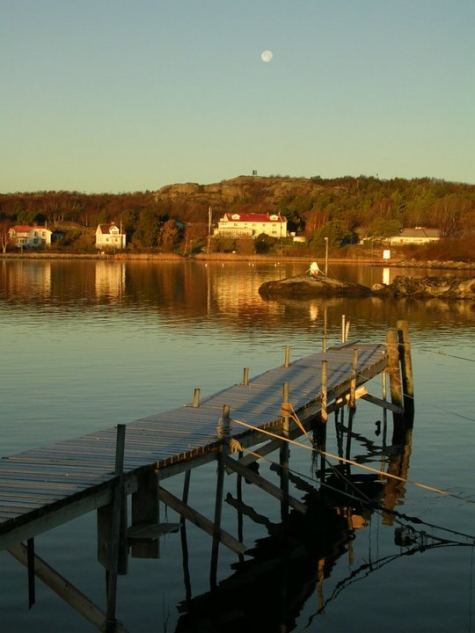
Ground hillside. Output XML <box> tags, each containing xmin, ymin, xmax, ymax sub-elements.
<box><xmin>1</xmin><ymin>175</ymin><xmax>475</xmax><ymax>257</ymax></box>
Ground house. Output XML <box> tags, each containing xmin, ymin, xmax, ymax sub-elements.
<box><xmin>95</xmin><ymin>222</ymin><xmax>126</xmax><ymax>250</ymax></box>
<box><xmin>389</xmin><ymin>227</ymin><xmax>442</xmax><ymax>245</ymax></box>
<box><xmin>9</xmin><ymin>225</ymin><xmax>52</xmax><ymax>249</ymax></box>
<box><xmin>214</xmin><ymin>213</ymin><xmax>287</xmax><ymax>239</ymax></box>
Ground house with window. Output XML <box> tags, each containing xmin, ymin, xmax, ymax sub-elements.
<box><xmin>389</xmin><ymin>227</ymin><xmax>441</xmax><ymax>245</ymax></box>
<box><xmin>214</xmin><ymin>213</ymin><xmax>287</xmax><ymax>239</ymax></box>
<box><xmin>9</xmin><ymin>225</ymin><xmax>52</xmax><ymax>249</ymax></box>
<box><xmin>95</xmin><ymin>222</ymin><xmax>126</xmax><ymax>250</ymax></box>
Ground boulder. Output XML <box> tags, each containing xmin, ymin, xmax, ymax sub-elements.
<box><xmin>258</xmin><ymin>274</ymin><xmax>372</xmax><ymax>299</ymax></box>
<box><xmin>372</xmin><ymin>276</ymin><xmax>475</xmax><ymax>299</ymax></box>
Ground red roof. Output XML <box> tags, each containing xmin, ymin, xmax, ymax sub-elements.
<box><xmin>223</xmin><ymin>213</ymin><xmax>285</xmax><ymax>223</ymax></box>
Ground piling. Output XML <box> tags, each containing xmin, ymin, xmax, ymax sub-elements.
<box><xmin>397</xmin><ymin>320</ymin><xmax>415</xmax><ymax>422</ymax></box>
<box><xmin>280</xmin><ymin>382</ymin><xmax>290</xmax><ymax>523</ymax></box>
<box><xmin>386</xmin><ymin>329</ymin><xmax>404</xmax><ymax>434</ymax></box>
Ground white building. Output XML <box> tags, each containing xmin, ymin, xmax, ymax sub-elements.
<box><xmin>214</xmin><ymin>213</ymin><xmax>287</xmax><ymax>239</ymax></box>
<box><xmin>389</xmin><ymin>227</ymin><xmax>441</xmax><ymax>245</ymax></box>
<box><xmin>95</xmin><ymin>222</ymin><xmax>126</xmax><ymax>250</ymax></box>
<box><xmin>9</xmin><ymin>225</ymin><xmax>52</xmax><ymax>249</ymax></box>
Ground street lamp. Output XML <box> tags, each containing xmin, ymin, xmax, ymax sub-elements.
<box><xmin>324</xmin><ymin>237</ymin><xmax>329</xmax><ymax>276</ymax></box>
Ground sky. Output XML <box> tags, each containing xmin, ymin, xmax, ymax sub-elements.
<box><xmin>1</xmin><ymin>0</ymin><xmax>474</xmax><ymax>193</ymax></box>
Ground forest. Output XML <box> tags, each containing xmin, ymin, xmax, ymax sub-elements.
<box><xmin>1</xmin><ymin>175</ymin><xmax>475</xmax><ymax>259</ymax></box>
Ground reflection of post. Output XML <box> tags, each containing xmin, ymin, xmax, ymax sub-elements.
<box><xmin>382</xmin><ymin>427</ymin><xmax>413</xmax><ymax>526</ymax></box>
<box><xmin>322</xmin><ymin>305</ymin><xmax>327</xmax><ymax>352</ymax></box>
<box><xmin>382</xmin><ymin>267</ymin><xmax>390</xmax><ymax>285</ymax></box>
<box><xmin>324</xmin><ymin>237</ymin><xmax>329</xmax><ymax>275</ymax></box>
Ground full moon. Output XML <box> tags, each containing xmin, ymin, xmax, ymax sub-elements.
<box><xmin>261</xmin><ymin>50</ymin><xmax>273</xmax><ymax>62</ymax></box>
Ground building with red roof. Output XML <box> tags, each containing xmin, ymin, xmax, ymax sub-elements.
<box><xmin>9</xmin><ymin>225</ymin><xmax>52</xmax><ymax>249</ymax></box>
<box><xmin>214</xmin><ymin>213</ymin><xmax>287</xmax><ymax>239</ymax></box>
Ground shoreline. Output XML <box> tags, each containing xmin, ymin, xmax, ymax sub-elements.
<box><xmin>1</xmin><ymin>251</ymin><xmax>475</xmax><ymax>270</ymax></box>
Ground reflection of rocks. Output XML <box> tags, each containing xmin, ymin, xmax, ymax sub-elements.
<box><xmin>372</xmin><ymin>276</ymin><xmax>475</xmax><ymax>299</ymax></box>
<box><xmin>258</xmin><ymin>274</ymin><xmax>372</xmax><ymax>299</ymax></box>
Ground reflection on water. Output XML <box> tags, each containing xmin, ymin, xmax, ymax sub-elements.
<box><xmin>1</xmin><ymin>259</ymin><xmax>475</xmax><ymax>633</ymax></box>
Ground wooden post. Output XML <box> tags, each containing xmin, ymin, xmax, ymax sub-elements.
<box><xmin>130</xmin><ymin>470</ymin><xmax>159</xmax><ymax>559</ymax></box>
<box><xmin>280</xmin><ymin>382</ymin><xmax>290</xmax><ymax>523</ymax></box>
<box><xmin>386</xmin><ymin>329</ymin><xmax>404</xmax><ymax>434</ymax></box>
<box><xmin>397</xmin><ymin>320</ymin><xmax>415</xmax><ymax>422</ymax></box>
<box><xmin>341</xmin><ymin>315</ymin><xmax>346</xmax><ymax>343</ymax></box>
<box><xmin>349</xmin><ymin>349</ymin><xmax>358</xmax><ymax>409</ymax></box>
<box><xmin>27</xmin><ymin>537</ymin><xmax>35</xmax><ymax>608</ymax></box>
<box><xmin>321</xmin><ymin>359</ymin><xmax>328</xmax><ymax>422</ymax></box>
<box><xmin>242</xmin><ymin>367</ymin><xmax>249</xmax><ymax>386</ymax></box>
<box><xmin>104</xmin><ymin>424</ymin><xmax>127</xmax><ymax>633</ymax></box>
<box><xmin>211</xmin><ymin>404</ymin><xmax>230</xmax><ymax>587</ymax></box>
<box><xmin>192</xmin><ymin>388</ymin><xmax>200</xmax><ymax>408</ymax></box>
<box><xmin>284</xmin><ymin>345</ymin><xmax>291</xmax><ymax>368</ymax></box>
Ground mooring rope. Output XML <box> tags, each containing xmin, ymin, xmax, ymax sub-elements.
<box><xmin>230</xmin><ymin>416</ymin><xmax>475</xmax><ymax>543</ymax></box>
<box><xmin>231</xmin><ymin>414</ymin><xmax>475</xmax><ymax>507</ymax></box>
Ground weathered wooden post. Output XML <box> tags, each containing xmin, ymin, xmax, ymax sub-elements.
<box><xmin>280</xmin><ymin>382</ymin><xmax>290</xmax><ymax>523</ymax></box>
<box><xmin>284</xmin><ymin>345</ymin><xmax>291</xmax><ymax>368</ymax></box>
<box><xmin>211</xmin><ymin>404</ymin><xmax>230</xmax><ymax>587</ymax></box>
<box><xmin>341</xmin><ymin>315</ymin><xmax>346</xmax><ymax>343</ymax></box>
<box><xmin>192</xmin><ymin>388</ymin><xmax>200</xmax><ymax>408</ymax></box>
<box><xmin>349</xmin><ymin>348</ymin><xmax>359</xmax><ymax>409</ymax></box>
<box><xmin>386</xmin><ymin>329</ymin><xmax>404</xmax><ymax>437</ymax></box>
<box><xmin>321</xmin><ymin>359</ymin><xmax>328</xmax><ymax>422</ymax></box>
<box><xmin>241</xmin><ymin>367</ymin><xmax>249</xmax><ymax>386</ymax></box>
<box><xmin>397</xmin><ymin>320</ymin><xmax>415</xmax><ymax>423</ymax></box>
<box><xmin>101</xmin><ymin>424</ymin><xmax>127</xmax><ymax>633</ymax></box>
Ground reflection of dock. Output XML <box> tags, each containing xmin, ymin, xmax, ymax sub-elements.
<box><xmin>0</xmin><ymin>324</ymin><xmax>413</xmax><ymax>632</ymax></box>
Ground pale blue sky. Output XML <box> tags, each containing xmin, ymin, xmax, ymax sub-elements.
<box><xmin>1</xmin><ymin>0</ymin><xmax>474</xmax><ymax>193</ymax></box>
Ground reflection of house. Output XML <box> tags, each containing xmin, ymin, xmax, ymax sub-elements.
<box><xmin>95</xmin><ymin>222</ymin><xmax>126</xmax><ymax>250</ymax></box>
<box><xmin>9</xmin><ymin>225</ymin><xmax>52</xmax><ymax>248</ymax></box>
<box><xmin>389</xmin><ymin>227</ymin><xmax>441</xmax><ymax>245</ymax></box>
<box><xmin>214</xmin><ymin>213</ymin><xmax>287</xmax><ymax>239</ymax></box>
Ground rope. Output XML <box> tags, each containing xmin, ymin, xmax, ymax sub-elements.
<box><xmin>232</xmin><ymin>414</ymin><xmax>475</xmax><ymax>507</ymax></box>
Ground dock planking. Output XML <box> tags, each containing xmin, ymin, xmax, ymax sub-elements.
<box><xmin>0</xmin><ymin>339</ymin><xmax>389</xmax><ymax>552</ymax></box>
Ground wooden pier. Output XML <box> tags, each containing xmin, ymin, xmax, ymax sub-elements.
<box><xmin>0</xmin><ymin>323</ymin><xmax>413</xmax><ymax>632</ymax></box>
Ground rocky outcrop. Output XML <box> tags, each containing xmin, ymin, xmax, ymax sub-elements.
<box><xmin>259</xmin><ymin>274</ymin><xmax>475</xmax><ymax>300</ymax></box>
<box><xmin>258</xmin><ymin>275</ymin><xmax>372</xmax><ymax>299</ymax></box>
<box><xmin>372</xmin><ymin>276</ymin><xmax>475</xmax><ymax>299</ymax></box>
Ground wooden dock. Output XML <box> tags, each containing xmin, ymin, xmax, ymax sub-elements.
<box><xmin>0</xmin><ymin>324</ymin><xmax>413</xmax><ymax>632</ymax></box>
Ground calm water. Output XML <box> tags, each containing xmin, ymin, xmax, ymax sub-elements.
<box><xmin>1</xmin><ymin>258</ymin><xmax>475</xmax><ymax>633</ymax></box>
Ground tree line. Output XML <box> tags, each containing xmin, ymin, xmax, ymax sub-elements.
<box><xmin>1</xmin><ymin>176</ymin><xmax>474</xmax><ymax>254</ymax></box>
